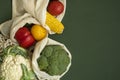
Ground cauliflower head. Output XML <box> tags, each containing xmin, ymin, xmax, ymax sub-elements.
<box><xmin>0</xmin><ymin>46</ymin><xmax>36</xmax><ymax>80</ymax></box>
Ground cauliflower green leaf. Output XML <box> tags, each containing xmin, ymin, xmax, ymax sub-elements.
<box><xmin>21</xmin><ymin>64</ymin><xmax>36</xmax><ymax>80</ymax></box>
<box><xmin>0</xmin><ymin>45</ymin><xmax>28</xmax><ymax>64</ymax></box>
<box><xmin>3</xmin><ymin>46</ymin><xmax>28</xmax><ymax>58</ymax></box>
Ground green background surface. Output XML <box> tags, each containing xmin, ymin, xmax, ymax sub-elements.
<box><xmin>0</xmin><ymin>0</ymin><xmax>120</xmax><ymax>80</ymax></box>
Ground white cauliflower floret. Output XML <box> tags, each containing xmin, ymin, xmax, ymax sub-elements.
<box><xmin>0</xmin><ymin>55</ymin><xmax>31</xmax><ymax>80</ymax></box>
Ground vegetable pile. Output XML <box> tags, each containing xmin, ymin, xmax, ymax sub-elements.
<box><xmin>14</xmin><ymin>0</ymin><xmax>65</xmax><ymax>48</ymax></box>
<box><xmin>0</xmin><ymin>0</ymin><xmax>71</xmax><ymax>80</ymax></box>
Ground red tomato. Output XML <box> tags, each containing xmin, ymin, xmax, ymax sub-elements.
<box><xmin>47</xmin><ymin>1</ymin><xmax>64</xmax><ymax>16</ymax></box>
<box><xmin>15</xmin><ymin>27</ymin><xmax>30</xmax><ymax>41</ymax></box>
<box><xmin>15</xmin><ymin>27</ymin><xmax>35</xmax><ymax>48</ymax></box>
<box><xmin>20</xmin><ymin>35</ymin><xmax>35</xmax><ymax>48</ymax></box>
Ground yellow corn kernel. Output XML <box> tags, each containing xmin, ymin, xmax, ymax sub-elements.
<box><xmin>46</xmin><ymin>12</ymin><xmax>64</xmax><ymax>34</ymax></box>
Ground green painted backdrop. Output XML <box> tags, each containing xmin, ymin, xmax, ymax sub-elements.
<box><xmin>0</xmin><ymin>0</ymin><xmax>120</xmax><ymax>80</ymax></box>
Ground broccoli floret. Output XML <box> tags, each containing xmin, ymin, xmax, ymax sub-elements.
<box><xmin>42</xmin><ymin>46</ymin><xmax>53</xmax><ymax>57</ymax></box>
<box><xmin>37</xmin><ymin>56</ymin><xmax>48</xmax><ymax>70</ymax></box>
<box><xmin>37</xmin><ymin>45</ymin><xmax>70</xmax><ymax>76</ymax></box>
<box><xmin>47</xmin><ymin>64</ymin><xmax>59</xmax><ymax>75</ymax></box>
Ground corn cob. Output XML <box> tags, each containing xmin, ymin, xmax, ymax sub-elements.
<box><xmin>46</xmin><ymin>12</ymin><xmax>64</xmax><ymax>34</ymax></box>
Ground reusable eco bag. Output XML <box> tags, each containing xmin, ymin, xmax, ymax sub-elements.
<box><xmin>0</xmin><ymin>0</ymin><xmax>66</xmax><ymax>36</ymax></box>
<box><xmin>12</xmin><ymin>0</ymin><xmax>66</xmax><ymax>34</ymax></box>
<box><xmin>32</xmin><ymin>38</ymin><xmax>72</xmax><ymax>80</ymax></box>
<box><xmin>12</xmin><ymin>0</ymin><xmax>66</xmax><ymax>22</ymax></box>
<box><xmin>0</xmin><ymin>13</ymin><xmax>49</xmax><ymax>42</ymax></box>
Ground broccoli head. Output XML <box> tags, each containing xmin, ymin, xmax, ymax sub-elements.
<box><xmin>37</xmin><ymin>45</ymin><xmax>70</xmax><ymax>76</ymax></box>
